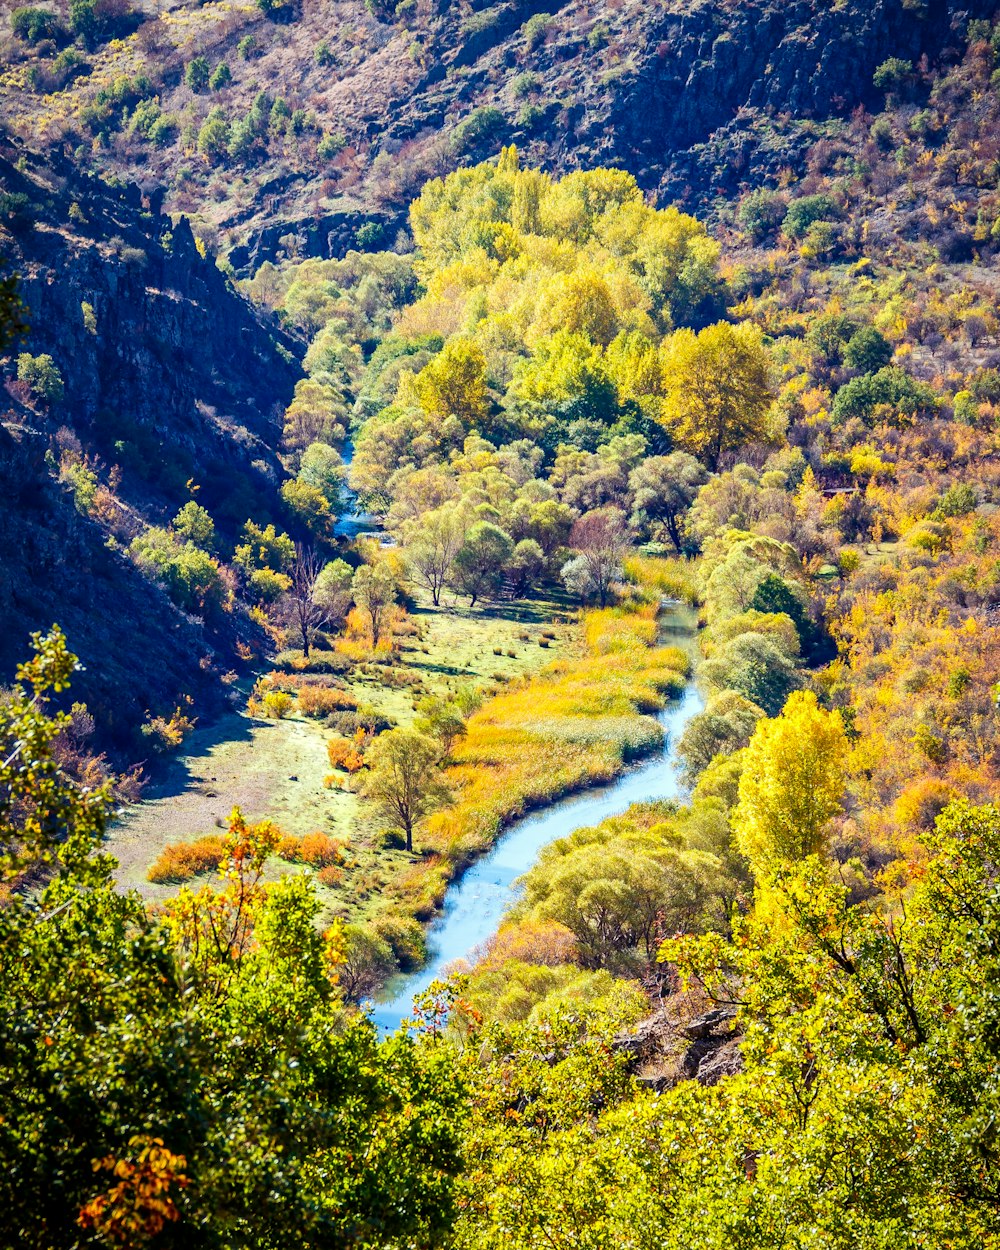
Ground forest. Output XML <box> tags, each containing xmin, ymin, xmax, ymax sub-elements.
<box><xmin>4</xmin><ymin>0</ymin><xmax>1000</xmax><ymax>1246</ymax></box>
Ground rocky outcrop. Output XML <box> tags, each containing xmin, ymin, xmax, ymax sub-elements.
<box><xmin>0</xmin><ymin>142</ymin><xmax>299</xmax><ymax>751</ymax></box>
<box><xmin>614</xmin><ymin>1001</ymin><xmax>743</xmax><ymax>1092</ymax></box>
<box><xmin>1</xmin><ymin>141</ymin><xmax>300</xmax><ymax>525</ymax></box>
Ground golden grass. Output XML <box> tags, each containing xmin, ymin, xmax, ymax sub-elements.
<box><xmin>623</xmin><ymin>554</ymin><xmax>699</xmax><ymax>603</ymax></box>
<box><xmin>385</xmin><ymin>602</ymin><xmax>691</xmax><ymax>918</ymax></box>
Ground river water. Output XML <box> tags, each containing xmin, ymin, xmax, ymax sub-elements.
<box><xmin>371</xmin><ymin>608</ymin><xmax>703</xmax><ymax>1032</ymax></box>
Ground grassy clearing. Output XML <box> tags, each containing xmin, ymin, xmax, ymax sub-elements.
<box><xmin>108</xmin><ymin>592</ymin><xmax>577</xmax><ymax>920</ymax></box>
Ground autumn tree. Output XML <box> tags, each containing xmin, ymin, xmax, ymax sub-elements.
<box><xmin>628</xmin><ymin>452</ymin><xmax>708</xmax><ymax>551</ymax></box>
<box><xmin>279</xmin><ymin>546</ymin><xmax>352</xmax><ymax>656</ymax></box>
<box><xmin>451</xmin><ymin>522</ymin><xmax>513</xmax><ymax>606</ymax></box>
<box><xmin>733</xmin><ymin>690</ymin><xmax>848</xmax><ymax>878</ymax></box>
<box><xmin>404</xmin><ymin>504</ymin><xmax>469</xmax><ymax>606</ymax></box>
<box><xmin>352</xmin><ymin>562</ymin><xmax>397</xmax><ymax>647</ymax></box>
<box><xmin>661</xmin><ymin>321</ymin><xmax>773</xmax><ymax>470</ymax></box>
<box><xmin>413</xmin><ymin>335</ymin><xmax>490</xmax><ymax>428</ymax></box>
<box><xmin>361</xmin><ymin>728</ymin><xmax>450</xmax><ymax>852</ymax></box>
<box><xmin>561</xmin><ymin>507</ymin><xmax>629</xmax><ymax>608</ymax></box>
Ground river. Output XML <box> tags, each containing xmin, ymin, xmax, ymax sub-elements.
<box><xmin>371</xmin><ymin>606</ymin><xmax>703</xmax><ymax>1032</ymax></box>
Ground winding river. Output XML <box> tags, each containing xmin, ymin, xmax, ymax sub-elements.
<box><xmin>371</xmin><ymin>605</ymin><xmax>703</xmax><ymax>1033</ymax></box>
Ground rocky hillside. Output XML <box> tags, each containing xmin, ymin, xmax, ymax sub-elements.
<box><xmin>2</xmin><ymin>0</ymin><xmax>996</xmax><ymax>270</ymax></box>
<box><xmin>0</xmin><ymin>140</ymin><xmax>300</xmax><ymax>752</ymax></box>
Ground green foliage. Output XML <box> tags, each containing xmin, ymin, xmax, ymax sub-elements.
<box><xmin>185</xmin><ymin>56</ymin><xmax>211</xmax><ymax>93</ymax></box>
<box><xmin>130</xmin><ymin>527</ymin><xmax>225</xmax><ymax>613</ymax></box>
<box><xmin>843</xmin><ymin>324</ymin><xmax>894</xmax><ymax>372</ymax></box>
<box><xmin>450</xmin><ymin>106</ymin><xmax>506</xmax><ymax>156</ymax></box>
<box><xmin>209</xmin><ymin>61</ymin><xmax>231</xmax><ymax>91</ymax></box>
<box><xmin>361</xmin><ymin>727</ymin><xmax>450</xmax><ymax>852</ymax></box>
<box><xmin>17</xmin><ymin>352</ymin><xmax>63</xmax><ymax>403</ymax></box>
<box><xmin>831</xmin><ymin>365</ymin><xmax>937</xmax><ymax>426</ymax></box>
<box><xmin>781</xmin><ymin>192</ymin><xmax>836</xmax><ymax>240</ymax></box>
<box><xmin>11</xmin><ymin>6</ymin><xmax>61</xmax><ymax>42</ymax></box>
<box><xmin>172</xmin><ymin>500</ymin><xmax>216</xmax><ymax>550</ymax></box>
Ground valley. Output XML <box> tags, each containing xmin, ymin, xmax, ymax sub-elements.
<box><xmin>3</xmin><ymin>1</ymin><xmax>1000</xmax><ymax>1246</ymax></box>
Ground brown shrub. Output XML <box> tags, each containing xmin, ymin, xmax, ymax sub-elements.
<box><xmin>327</xmin><ymin>736</ymin><xmax>365</xmax><ymax>772</ymax></box>
<box><xmin>297</xmin><ymin>686</ymin><xmax>359</xmax><ymax>717</ymax></box>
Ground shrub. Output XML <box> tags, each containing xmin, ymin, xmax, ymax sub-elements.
<box><xmin>297</xmin><ymin>686</ymin><xmax>359</xmax><ymax>717</ymax></box>
<box><xmin>831</xmin><ymin>367</ymin><xmax>937</xmax><ymax>427</ymax></box>
<box><xmin>147</xmin><ymin>834</ymin><xmax>225</xmax><ymax>883</ymax></box>
<box><xmin>300</xmin><ymin>830</ymin><xmax>342</xmax><ymax>867</ymax></box>
<box><xmin>209</xmin><ymin>62</ymin><xmax>231</xmax><ymax>91</ymax></box>
<box><xmin>237</xmin><ymin>33</ymin><xmax>256</xmax><ymax>59</ymax></box>
<box><xmin>370</xmin><ymin>913</ymin><xmax>426</xmax><ymax>971</ymax></box>
<box><xmin>185</xmin><ymin>56</ymin><xmax>211</xmax><ymax>93</ymax></box>
<box><xmin>737</xmin><ymin>188</ymin><xmax>786</xmax><ymax>243</ymax></box>
<box><xmin>782</xmin><ymin>194</ymin><xmax>836</xmax><ymax>240</ymax></box>
<box><xmin>450</xmin><ymin>106</ymin><xmax>505</xmax><ymax>156</ymax></box>
<box><xmin>140</xmin><ymin>707</ymin><xmax>196</xmax><ymax>752</ymax></box>
<box><xmin>316</xmin><ymin>864</ymin><xmax>343</xmax><ymax>886</ymax></box>
<box><xmin>11</xmin><ymin>6</ymin><xmax>61</xmax><ymax>41</ymax></box>
<box><xmin>17</xmin><ymin>352</ymin><xmax>63</xmax><ymax>404</ymax></box>
<box><xmin>522</xmin><ymin>12</ymin><xmax>551</xmax><ymax>49</ymax></box>
<box><xmin>261</xmin><ymin>690</ymin><xmax>295</xmax><ymax>719</ymax></box>
<box><xmin>328</xmin><ymin>736</ymin><xmax>365</xmax><ymax>772</ymax></box>
<box><xmin>317</xmin><ymin>131</ymin><xmax>346</xmax><ymax>160</ymax></box>
<box><xmin>843</xmin><ymin>326</ymin><xmax>893</xmax><ymax>373</ymax></box>
<box><xmin>277</xmin><ymin>831</ymin><xmax>343</xmax><ymax>868</ymax></box>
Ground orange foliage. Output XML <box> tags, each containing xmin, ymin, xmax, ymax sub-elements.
<box><xmin>147</xmin><ymin>835</ymin><xmax>226</xmax><ymax>884</ymax></box>
<box><xmin>78</xmin><ymin>1136</ymin><xmax>188</xmax><ymax>1245</ymax></box>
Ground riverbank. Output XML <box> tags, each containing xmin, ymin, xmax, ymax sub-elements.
<box><xmin>379</xmin><ymin>598</ymin><xmax>696</xmax><ymax>928</ymax></box>
<box><xmin>372</xmin><ymin>600</ymin><xmax>702</xmax><ymax>1030</ymax></box>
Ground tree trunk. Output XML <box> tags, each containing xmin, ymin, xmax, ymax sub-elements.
<box><xmin>404</xmin><ymin>821</ymin><xmax>413</xmax><ymax>853</ymax></box>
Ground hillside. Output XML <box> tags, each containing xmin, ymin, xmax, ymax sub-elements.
<box><xmin>1</xmin><ymin>0</ymin><xmax>995</xmax><ymax>268</ymax></box>
<box><xmin>0</xmin><ymin>139</ymin><xmax>301</xmax><ymax>752</ymax></box>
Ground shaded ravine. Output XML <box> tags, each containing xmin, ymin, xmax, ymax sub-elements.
<box><xmin>371</xmin><ymin>606</ymin><xmax>703</xmax><ymax>1032</ymax></box>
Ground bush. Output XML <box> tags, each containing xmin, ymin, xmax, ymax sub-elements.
<box><xmin>185</xmin><ymin>56</ymin><xmax>211</xmax><ymax>93</ymax></box>
<box><xmin>737</xmin><ymin>188</ymin><xmax>786</xmax><ymax>244</ymax></box>
<box><xmin>277</xmin><ymin>830</ymin><xmax>343</xmax><ymax>868</ymax></box>
<box><xmin>328</xmin><ymin>736</ymin><xmax>365</xmax><ymax>772</ymax></box>
<box><xmin>782</xmin><ymin>194</ymin><xmax>836</xmax><ymax>240</ymax></box>
<box><xmin>297</xmin><ymin>686</ymin><xmax>359</xmax><ymax>717</ymax></box>
<box><xmin>843</xmin><ymin>326</ymin><xmax>893</xmax><ymax>373</ymax></box>
<box><xmin>11</xmin><ymin>6</ymin><xmax>61</xmax><ymax>41</ymax></box>
<box><xmin>370</xmin><ymin>913</ymin><xmax>426</xmax><ymax>971</ymax></box>
<box><xmin>17</xmin><ymin>352</ymin><xmax>63</xmax><ymax>404</ymax></box>
<box><xmin>261</xmin><ymin>690</ymin><xmax>295</xmax><ymax>719</ymax></box>
<box><xmin>147</xmin><ymin>834</ymin><xmax>226</xmax><ymax>883</ymax></box>
<box><xmin>831</xmin><ymin>367</ymin><xmax>937</xmax><ymax>427</ymax></box>
<box><xmin>209</xmin><ymin>62</ymin><xmax>231</xmax><ymax>91</ymax></box>
<box><xmin>450</xmin><ymin>106</ymin><xmax>505</xmax><ymax>156</ymax></box>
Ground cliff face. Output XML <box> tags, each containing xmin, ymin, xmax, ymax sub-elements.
<box><xmin>0</xmin><ymin>143</ymin><xmax>300</xmax><ymax>751</ymax></box>
<box><xmin>2</xmin><ymin>144</ymin><xmax>300</xmax><ymax>523</ymax></box>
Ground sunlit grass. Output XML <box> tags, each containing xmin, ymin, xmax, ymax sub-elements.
<box><xmin>385</xmin><ymin>602</ymin><xmax>692</xmax><ymax>917</ymax></box>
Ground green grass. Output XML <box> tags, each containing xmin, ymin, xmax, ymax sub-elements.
<box><xmin>107</xmin><ymin>590</ymin><xmax>578</xmax><ymax>925</ymax></box>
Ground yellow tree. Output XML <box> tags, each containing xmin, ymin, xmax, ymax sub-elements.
<box><xmin>413</xmin><ymin>335</ymin><xmax>490</xmax><ymax>428</ymax></box>
<box><xmin>733</xmin><ymin>690</ymin><xmax>848</xmax><ymax>879</ymax></box>
<box><xmin>661</xmin><ymin>321</ymin><xmax>773</xmax><ymax>469</ymax></box>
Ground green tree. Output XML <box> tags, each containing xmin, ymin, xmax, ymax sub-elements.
<box><xmin>185</xmin><ymin>55</ymin><xmax>211</xmax><ymax>93</ymax></box>
<box><xmin>844</xmin><ymin>325</ymin><xmax>893</xmax><ymax>373</ymax></box>
<box><xmin>404</xmin><ymin>504</ymin><xmax>469</xmax><ymax>607</ymax></box>
<box><xmin>17</xmin><ymin>352</ymin><xmax>63</xmax><ymax>404</ymax></box>
<box><xmin>628</xmin><ymin>452</ymin><xmax>707</xmax><ymax>551</ymax></box>
<box><xmin>361</xmin><ymin>728</ymin><xmax>450</xmax><ymax>852</ymax></box>
<box><xmin>172</xmin><ymin>500</ymin><xmax>216</xmax><ymax>550</ymax></box>
<box><xmin>451</xmin><ymin>521</ymin><xmax>513</xmax><ymax>606</ymax></box>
